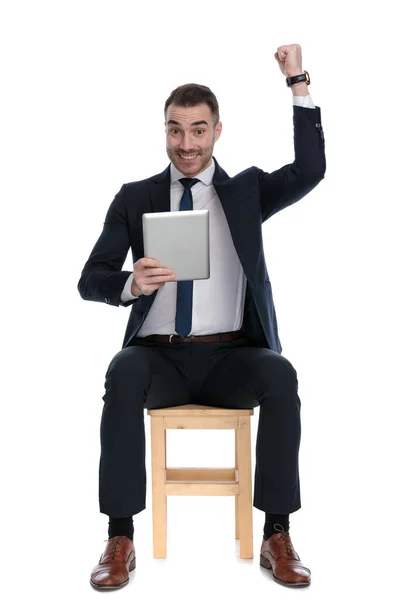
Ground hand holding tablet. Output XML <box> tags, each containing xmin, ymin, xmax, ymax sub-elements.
<box><xmin>131</xmin><ymin>258</ymin><xmax>176</xmax><ymax>297</ymax></box>
<box><xmin>142</xmin><ymin>209</ymin><xmax>210</xmax><ymax>282</ymax></box>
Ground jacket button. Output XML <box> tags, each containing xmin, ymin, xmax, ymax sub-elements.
<box><xmin>315</xmin><ymin>123</ymin><xmax>324</xmax><ymax>141</ymax></box>
<box><xmin>105</xmin><ymin>297</ymin><xmax>110</xmax><ymax>303</ymax></box>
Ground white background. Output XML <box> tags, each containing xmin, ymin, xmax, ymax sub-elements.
<box><xmin>1</xmin><ymin>0</ymin><xmax>399</xmax><ymax>597</ymax></box>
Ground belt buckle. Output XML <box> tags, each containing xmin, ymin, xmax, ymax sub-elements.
<box><xmin>169</xmin><ymin>334</ymin><xmax>174</xmax><ymax>344</ymax></box>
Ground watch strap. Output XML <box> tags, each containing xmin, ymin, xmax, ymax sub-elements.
<box><xmin>286</xmin><ymin>70</ymin><xmax>310</xmax><ymax>87</ymax></box>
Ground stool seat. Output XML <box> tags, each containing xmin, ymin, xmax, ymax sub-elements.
<box><xmin>147</xmin><ymin>403</ymin><xmax>254</xmax><ymax>559</ymax></box>
<box><xmin>148</xmin><ymin>404</ymin><xmax>253</xmax><ymax>417</ymax></box>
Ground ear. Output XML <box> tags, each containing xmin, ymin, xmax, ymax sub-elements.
<box><xmin>214</xmin><ymin>121</ymin><xmax>222</xmax><ymax>142</ymax></box>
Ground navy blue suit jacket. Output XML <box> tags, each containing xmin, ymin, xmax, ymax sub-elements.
<box><xmin>78</xmin><ymin>105</ymin><xmax>326</xmax><ymax>353</ymax></box>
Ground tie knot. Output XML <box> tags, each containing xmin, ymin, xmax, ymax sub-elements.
<box><xmin>179</xmin><ymin>177</ymin><xmax>200</xmax><ymax>190</ymax></box>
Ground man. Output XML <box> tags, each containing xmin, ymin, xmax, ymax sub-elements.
<box><xmin>78</xmin><ymin>43</ymin><xmax>326</xmax><ymax>590</ymax></box>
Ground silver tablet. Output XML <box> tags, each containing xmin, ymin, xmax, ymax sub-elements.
<box><xmin>142</xmin><ymin>210</ymin><xmax>210</xmax><ymax>281</ymax></box>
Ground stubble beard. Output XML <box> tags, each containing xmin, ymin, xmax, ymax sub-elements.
<box><xmin>167</xmin><ymin>143</ymin><xmax>214</xmax><ymax>177</ymax></box>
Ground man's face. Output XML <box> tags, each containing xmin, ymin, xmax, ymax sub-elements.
<box><xmin>165</xmin><ymin>103</ymin><xmax>222</xmax><ymax>177</ymax></box>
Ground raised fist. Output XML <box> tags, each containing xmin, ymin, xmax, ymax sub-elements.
<box><xmin>274</xmin><ymin>44</ymin><xmax>303</xmax><ymax>78</ymax></box>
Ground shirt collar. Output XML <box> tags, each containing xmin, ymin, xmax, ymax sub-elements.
<box><xmin>170</xmin><ymin>157</ymin><xmax>215</xmax><ymax>186</ymax></box>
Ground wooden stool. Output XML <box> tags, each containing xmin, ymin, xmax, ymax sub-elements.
<box><xmin>146</xmin><ymin>404</ymin><xmax>254</xmax><ymax>559</ymax></box>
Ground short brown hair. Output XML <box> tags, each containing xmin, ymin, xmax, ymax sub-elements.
<box><xmin>164</xmin><ymin>83</ymin><xmax>220</xmax><ymax>126</ymax></box>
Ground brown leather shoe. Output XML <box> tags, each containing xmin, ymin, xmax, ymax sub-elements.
<box><xmin>90</xmin><ymin>535</ymin><xmax>136</xmax><ymax>590</ymax></box>
<box><xmin>260</xmin><ymin>524</ymin><xmax>311</xmax><ymax>587</ymax></box>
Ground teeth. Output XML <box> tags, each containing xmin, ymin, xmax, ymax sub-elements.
<box><xmin>180</xmin><ymin>154</ymin><xmax>197</xmax><ymax>159</ymax></box>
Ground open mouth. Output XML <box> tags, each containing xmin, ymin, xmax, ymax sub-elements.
<box><xmin>178</xmin><ymin>154</ymin><xmax>199</xmax><ymax>161</ymax></box>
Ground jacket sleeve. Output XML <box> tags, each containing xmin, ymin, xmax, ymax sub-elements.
<box><xmin>256</xmin><ymin>105</ymin><xmax>326</xmax><ymax>223</ymax></box>
<box><xmin>77</xmin><ymin>184</ymin><xmax>136</xmax><ymax>307</ymax></box>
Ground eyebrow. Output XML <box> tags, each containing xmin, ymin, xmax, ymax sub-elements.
<box><xmin>167</xmin><ymin>119</ymin><xmax>209</xmax><ymax>127</ymax></box>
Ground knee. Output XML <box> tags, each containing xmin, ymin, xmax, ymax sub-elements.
<box><xmin>103</xmin><ymin>347</ymin><xmax>151</xmax><ymax>400</ymax></box>
<box><xmin>256</xmin><ymin>354</ymin><xmax>300</xmax><ymax>414</ymax></box>
<box><xmin>265</xmin><ymin>353</ymin><xmax>298</xmax><ymax>391</ymax></box>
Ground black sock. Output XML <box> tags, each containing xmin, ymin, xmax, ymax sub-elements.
<box><xmin>263</xmin><ymin>513</ymin><xmax>289</xmax><ymax>540</ymax></box>
<box><xmin>108</xmin><ymin>516</ymin><xmax>134</xmax><ymax>541</ymax></box>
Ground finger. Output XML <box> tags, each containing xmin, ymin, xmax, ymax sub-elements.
<box><xmin>144</xmin><ymin>267</ymin><xmax>173</xmax><ymax>276</ymax></box>
<box><xmin>141</xmin><ymin>257</ymin><xmax>161</xmax><ymax>267</ymax></box>
<box><xmin>143</xmin><ymin>282</ymin><xmax>165</xmax><ymax>291</ymax></box>
<box><xmin>277</xmin><ymin>47</ymin><xmax>287</xmax><ymax>61</ymax></box>
<box><xmin>143</xmin><ymin>274</ymin><xmax>176</xmax><ymax>283</ymax></box>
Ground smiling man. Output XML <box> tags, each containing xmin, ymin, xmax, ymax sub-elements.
<box><xmin>79</xmin><ymin>44</ymin><xmax>326</xmax><ymax>590</ymax></box>
<box><xmin>165</xmin><ymin>100</ymin><xmax>222</xmax><ymax>176</ymax></box>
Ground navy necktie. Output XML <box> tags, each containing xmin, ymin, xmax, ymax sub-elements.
<box><xmin>175</xmin><ymin>177</ymin><xmax>200</xmax><ymax>338</ymax></box>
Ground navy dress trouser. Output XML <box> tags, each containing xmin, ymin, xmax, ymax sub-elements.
<box><xmin>99</xmin><ymin>336</ymin><xmax>302</xmax><ymax>518</ymax></box>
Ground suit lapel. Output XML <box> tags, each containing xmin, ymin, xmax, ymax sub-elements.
<box><xmin>211</xmin><ymin>156</ymin><xmax>235</xmax><ymax>213</ymax></box>
<box><xmin>212</xmin><ymin>157</ymin><xmax>259</xmax><ymax>283</ymax></box>
<box><xmin>148</xmin><ymin>164</ymin><xmax>171</xmax><ymax>213</ymax></box>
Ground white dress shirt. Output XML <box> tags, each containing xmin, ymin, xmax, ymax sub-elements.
<box><xmin>120</xmin><ymin>94</ymin><xmax>316</xmax><ymax>337</ymax></box>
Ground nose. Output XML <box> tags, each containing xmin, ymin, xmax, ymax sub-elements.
<box><xmin>180</xmin><ymin>133</ymin><xmax>194</xmax><ymax>151</ymax></box>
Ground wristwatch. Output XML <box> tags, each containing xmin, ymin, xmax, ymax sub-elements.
<box><xmin>286</xmin><ymin>70</ymin><xmax>310</xmax><ymax>87</ymax></box>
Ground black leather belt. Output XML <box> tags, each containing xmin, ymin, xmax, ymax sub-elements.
<box><xmin>141</xmin><ymin>331</ymin><xmax>242</xmax><ymax>344</ymax></box>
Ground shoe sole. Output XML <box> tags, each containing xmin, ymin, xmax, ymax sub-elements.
<box><xmin>260</xmin><ymin>554</ymin><xmax>311</xmax><ymax>587</ymax></box>
<box><xmin>90</xmin><ymin>556</ymin><xmax>136</xmax><ymax>591</ymax></box>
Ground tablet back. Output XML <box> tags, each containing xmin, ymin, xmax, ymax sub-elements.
<box><xmin>142</xmin><ymin>210</ymin><xmax>210</xmax><ymax>281</ymax></box>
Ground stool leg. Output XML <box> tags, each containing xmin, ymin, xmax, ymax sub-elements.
<box><xmin>236</xmin><ymin>417</ymin><xmax>253</xmax><ymax>558</ymax></box>
<box><xmin>235</xmin><ymin>428</ymin><xmax>239</xmax><ymax>540</ymax></box>
<box><xmin>150</xmin><ymin>416</ymin><xmax>167</xmax><ymax>558</ymax></box>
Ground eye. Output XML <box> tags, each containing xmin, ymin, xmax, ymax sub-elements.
<box><xmin>169</xmin><ymin>129</ymin><xmax>180</xmax><ymax>135</ymax></box>
<box><xmin>196</xmin><ymin>129</ymin><xmax>205</xmax><ymax>135</ymax></box>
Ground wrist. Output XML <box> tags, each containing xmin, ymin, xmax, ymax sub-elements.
<box><xmin>131</xmin><ymin>278</ymin><xmax>142</xmax><ymax>297</ymax></box>
<box><xmin>291</xmin><ymin>82</ymin><xmax>309</xmax><ymax>96</ymax></box>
